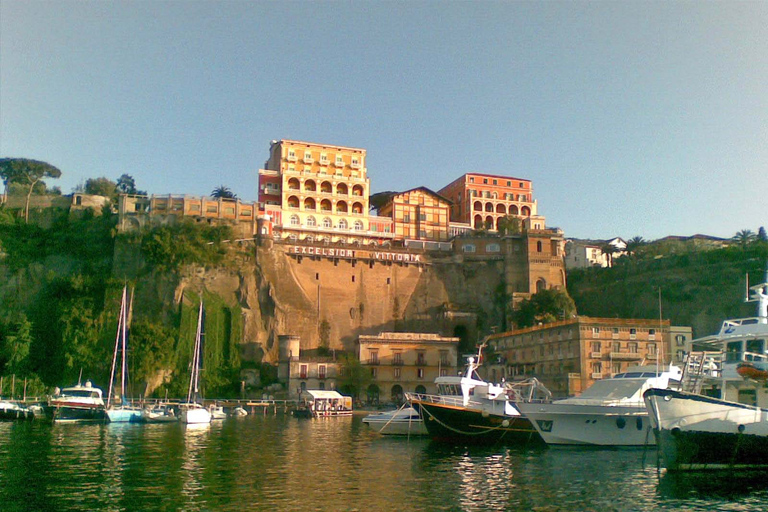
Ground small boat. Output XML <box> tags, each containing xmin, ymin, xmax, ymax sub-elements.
<box><xmin>645</xmin><ymin>265</ymin><xmax>768</xmax><ymax>470</ymax></box>
<box><xmin>180</xmin><ymin>302</ymin><xmax>211</xmax><ymax>425</ymax></box>
<box><xmin>231</xmin><ymin>406</ymin><xmax>248</xmax><ymax>417</ymax></box>
<box><xmin>517</xmin><ymin>364</ymin><xmax>682</xmax><ymax>446</ymax></box>
<box><xmin>293</xmin><ymin>390</ymin><xmax>353</xmax><ymax>418</ymax></box>
<box><xmin>106</xmin><ymin>287</ymin><xmax>142</xmax><ymax>423</ymax></box>
<box><xmin>209</xmin><ymin>405</ymin><xmax>227</xmax><ymax>420</ymax></box>
<box><xmin>0</xmin><ymin>400</ymin><xmax>34</xmax><ymax>421</ymax></box>
<box><xmin>406</xmin><ymin>345</ymin><xmax>551</xmax><ymax>444</ymax></box>
<box><xmin>140</xmin><ymin>404</ymin><xmax>178</xmax><ymax>423</ymax></box>
<box><xmin>362</xmin><ymin>406</ymin><xmax>427</xmax><ymax>436</ymax></box>
<box><xmin>49</xmin><ymin>381</ymin><xmax>107</xmax><ymax>423</ymax></box>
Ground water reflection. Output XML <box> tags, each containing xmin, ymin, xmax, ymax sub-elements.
<box><xmin>0</xmin><ymin>416</ymin><xmax>763</xmax><ymax>511</ymax></box>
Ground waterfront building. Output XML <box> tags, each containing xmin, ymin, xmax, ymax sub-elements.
<box><xmin>669</xmin><ymin>325</ymin><xmax>693</xmax><ymax>365</ymax></box>
<box><xmin>437</xmin><ymin>173</ymin><xmax>539</xmax><ymax>231</ymax></box>
<box><xmin>257</xmin><ymin>140</ymin><xmax>395</xmax><ymax>245</ymax></box>
<box><xmin>357</xmin><ymin>332</ymin><xmax>459</xmax><ymax>404</ymax></box>
<box><xmin>278</xmin><ymin>335</ymin><xmax>343</xmax><ymax>399</ymax></box>
<box><xmin>486</xmin><ymin>317</ymin><xmax>689</xmax><ymax>397</ymax></box>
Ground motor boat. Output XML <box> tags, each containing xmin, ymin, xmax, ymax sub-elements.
<box><xmin>645</xmin><ymin>264</ymin><xmax>768</xmax><ymax>470</ymax></box>
<box><xmin>140</xmin><ymin>404</ymin><xmax>178</xmax><ymax>423</ymax></box>
<box><xmin>517</xmin><ymin>364</ymin><xmax>682</xmax><ymax>446</ymax></box>
<box><xmin>48</xmin><ymin>381</ymin><xmax>107</xmax><ymax>423</ymax></box>
<box><xmin>362</xmin><ymin>406</ymin><xmax>428</xmax><ymax>436</ymax></box>
<box><xmin>0</xmin><ymin>400</ymin><xmax>34</xmax><ymax>421</ymax></box>
<box><xmin>406</xmin><ymin>347</ymin><xmax>550</xmax><ymax>444</ymax></box>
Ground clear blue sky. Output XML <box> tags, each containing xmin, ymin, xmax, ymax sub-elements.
<box><xmin>2</xmin><ymin>1</ymin><xmax>766</xmax><ymax>240</ymax></box>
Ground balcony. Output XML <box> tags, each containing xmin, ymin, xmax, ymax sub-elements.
<box><xmin>591</xmin><ymin>373</ymin><xmax>603</xmax><ymax>379</ymax></box>
<box><xmin>367</xmin><ymin>359</ymin><xmax>379</xmax><ymax>366</ymax></box>
<box><xmin>609</xmin><ymin>352</ymin><xmax>642</xmax><ymax>361</ymax></box>
<box><xmin>287</xmin><ymin>154</ymin><xmax>297</xmax><ymax>162</ymax></box>
<box><xmin>350</xmin><ymin>161</ymin><xmax>360</xmax><ymax>169</ymax></box>
<box><xmin>303</xmin><ymin>156</ymin><xmax>314</xmax><ymax>164</ymax></box>
<box><xmin>392</xmin><ymin>360</ymin><xmax>404</xmax><ymax>366</ymax></box>
<box><xmin>590</xmin><ymin>352</ymin><xmax>602</xmax><ymax>359</ymax></box>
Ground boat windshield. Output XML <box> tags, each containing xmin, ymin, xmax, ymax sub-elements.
<box><xmin>577</xmin><ymin>379</ymin><xmax>646</xmax><ymax>400</ymax></box>
<box><xmin>64</xmin><ymin>390</ymin><xmax>100</xmax><ymax>398</ymax></box>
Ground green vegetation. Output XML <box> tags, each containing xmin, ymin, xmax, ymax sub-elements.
<box><xmin>512</xmin><ymin>288</ymin><xmax>577</xmax><ymax>329</ymax></box>
<box><xmin>0</xmin><ymin>158</ymin><xmax>62</xmax><ymax>223</ymax></box>
<box><xmin>0</xmin><ymin>210</ymin><xmax>244</xmax><ymax>398</ymax></box>
<box><xmin>336</xmin><ymin>353</ymin><xmax>371</xmax><ymax>400</ymax></box>
<box><xmin>567</xmin><ymin>231</ymin><xmax>768</xmax><ymax>337</ymax></box>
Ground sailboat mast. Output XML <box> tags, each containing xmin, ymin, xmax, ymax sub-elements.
<box><xmin>186</xmin><ymin>301</ymin><xmax>204</xmax><ymax>403</ymax></box>
<box><xmin>121</xmin><ymin>287</ymin><xmax>129</xmax><ymax>401</ymax></box>
<box><xmin>107</xmin><ymin>287</ymin><xmax>127</xmax><ymax>409</ymax></box>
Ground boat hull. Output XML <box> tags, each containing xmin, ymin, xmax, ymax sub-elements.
<box><xmin>51</xmin><ymin>404</ymin><xmax>107</xmax><ymax>423</ymax></box>
<box><xmin>0</xmin><ymin>403</ymin><xmax>34</xmax><ymax>421</ymax></box>
<box><xmin>516</xmin><ymin>402</ymin><xmax>654</xmax><ymax>446</ymax></box>
<box><xmin>106</xmin><ymin>407</ymin><xmax>143</xmax><ymax>423</ymax></box>
<box><xmin>412</xmin><ymin>400</ymin><xmax>542</xmax><ymax>444</ymax></box>
<box><xmin>180</xmin><ymin>406</ymin><xmax>212</xmax><ymax>424</ymax></box>
<box><xmin>644</xmin><ymin>388</ymin><xmax>768</xmax><ymax>470</ymax></box>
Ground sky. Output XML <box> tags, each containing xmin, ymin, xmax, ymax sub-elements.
<box><xmin>1</xmin><ymin>1</ymin><xmax>766</xmax><ymax>240</ymax></box>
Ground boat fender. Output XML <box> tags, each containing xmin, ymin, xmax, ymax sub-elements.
<box><xmin>501</xmin><ymin>420</ymin><xmax>510</xmax><ymax>428</ymax></box>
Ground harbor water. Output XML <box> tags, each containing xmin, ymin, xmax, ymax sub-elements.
<box><xmin>1</xmin><ymin>414</ymin><xmax>766</xmax><ymax>512</ymax></box>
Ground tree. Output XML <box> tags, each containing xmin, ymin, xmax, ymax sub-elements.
<box><xmin>0</xmin><ymin>158</ymin><xmax>62</xmax><ymax>223</ymax></box>
<box><xmin>85</xmin><ymin>177</ymin><xmax>117</xmax><ymax>198</ymax></box>
<box><xmin>1</xmin><ymin>316</ymin><xmax>34</xmax><ymax>376</ymax></box>
<box><xmin>512</xmin><ymin>288</ymin><xmax>577</xmax><ymax>329</ymax></box>
<box><xmin>336</xmin><ymin>353</ymin><xmax>371</xmax><ymax>401</ymax></box>
<box><xmin>625</xmin><ymin>236</ymin><xmax>646</xmax><ymax>257</ymax></box>
<box><xmin>733</xmin><ymin>229</ymin><xmax>756</xmax><ymax>249</ymax></box>
<box><xmin>211</xmin><ymin>185</ymin><xmax>237</xmax><ymax>199</ymax></box>
<box><xmin>116</xmin><ymin>174</ymin><xmax>146</xmax><ymax>196</ymax></box>
<box><xmin>497</xmin><ymin>215</ymin><xmax>522</xmax><ymax>235</ymax></box>
<box><xmin>599</xmin><ymin>243</ymin><xmax>618</xmax><ymax>267</ymax></box>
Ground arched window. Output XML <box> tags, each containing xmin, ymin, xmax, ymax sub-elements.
<box><xmin>303</xmin><ymin>197</ymin><xmax>316</xmax><ymax>210</ymax></box>
<box><xmin>485</xmin><ymin>216</ymin><xmax>493</xmax><ymax>230</ymax></box>
<box><xmin>287</xmin><ymin>196</ymin><xmax>299</xmax><ymax>209</ymax></box>
<box><xmin>290</xmin><ymin>215</ymin><xmax>300</xmax><ymax>226</ymax></box>
<box><xmin>320</xmin><ymin>181</ymin><xmax>332</xmax><ymax>194</ymax></box>
<box><xmin>474</xmin><ymin>215</ymin><xmax>483</xmax><ymax>229</ymax></box>
<box><xmin>473</xmin><ymin>201</ymin><xmax>482</xmax><ymax>211</ymax></box>
<box><xmin>509</xmin><ymin>205</ymin><xmax>519</xmax><ymax>215</ymax></box>
<box><xmin>354</xmin><ymin>221</ymin><xmax>363</xmax><ymax>231</ymax></box>
<box><xmin>339</xmin><ymin>219</ymin><xmax>348</xmax><ymax>230</ymax></box>
<box><xmin>496</xmin><ymin>203</ymin><xmax>506</xmax><ymax>214</ymax></box>
<box><xmin>485</xmin><ymin>203</ymin><xmax>493</xmax><ymax>212</ymax></box>
<box><xmin>522</xmin><ymin>206</ymin><xmax>531</xmax><ymax>216</ymax></box>
<box><xmin>320</xmin><ymin>199</ymin><xmax>332</xmax><ymax>211</ymax></box>
<box><xmin>536</xmin><ymin>278</ymin><xmax>546</xmax><ymax>292</ymax></box>
<box><xmin>336</xmin><ymin>201</ymin><xmax>348</xmax><ymax>213</ymax></box>
<box><xmin>352</xmin><ymin>202</ymin><xmax>363</xmax><ymax>214</ymax></box>
<box><xmin>352</xmin><ymin>185</ymin><xmax>364</xmax><ymax>196</ymax></box>
<box><xmin>304</xmin><ymin>180</ymin><xmax>316</xmax><ymax>192</ymax></box>
<box><xmin>323</xmin><ymin>217</ymin><xmax>332</xmax><ymax>228</ymax></box>
<box><xmin>336</xmin><ymin>183</ymin><xmax>348</xmax><ymax>195</ymax></box>
<box><xmin>287</xmin><ymin>178</ymin><xmax>300</xmax><ymax>190</ymax></box>
<box><xmin>307</xmin><ymin>216</ymin><xmax>316</xmax><ymax>227</ymax></box>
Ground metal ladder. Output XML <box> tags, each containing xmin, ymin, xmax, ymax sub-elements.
<box><xmin>681</xmin><ymin>351</ymin><xmax>722</xmax><ymax>394</ymax></box>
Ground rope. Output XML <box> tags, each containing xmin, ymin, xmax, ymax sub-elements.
<box><xmin>419</xmin><ymin>403</ymin><xmax>525</xmax><ymax>437</ymax></box>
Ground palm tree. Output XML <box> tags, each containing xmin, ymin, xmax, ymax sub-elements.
<box><xmin>732</xmin><ymin>229</ymin><xmax>756</xmax><ymax>249</ymax></box>
<box><xmin>625</xmin><ymin>236</ymin><xmax>646</xmax><ymax>257</ymax></box>
<box><xmin>599</xmin><ymin>243</ymin><xmax>618</xmax><ymax>268</ymax></box>
<box><xmin>211</xmin><ymin>185</ymin><xmax>237</xmax><ymax>199</ymax></box>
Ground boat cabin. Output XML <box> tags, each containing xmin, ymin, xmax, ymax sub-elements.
<box><xmin>298</xmin><ymin>390</ymin><xmax>352</xmax><ymax>417</ymax></box>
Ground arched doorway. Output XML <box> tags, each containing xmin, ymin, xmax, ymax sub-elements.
<box><xmin>414</xmin><ymin>385</ymin><xmax>427</xmax><ymax>394</ymax></box>
<box><xmin>391</xmin><ymin>385</ymin><xmax>404</xmax><ymax>404</ymax></box>
<box><xmin>366</xmin><ymin>384</ymin><xmax>380</xmax><ymax>405</ymax></box>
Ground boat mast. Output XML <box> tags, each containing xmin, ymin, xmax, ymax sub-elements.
<box><xmin>186</xmin><ymin>301</ymin><xmax>204</xmax><ymax>404</ymax></box>
<box><xmin>106</xmin><ymin>287</ymin><xmax>127</xmax><ymax>409</ymax></box>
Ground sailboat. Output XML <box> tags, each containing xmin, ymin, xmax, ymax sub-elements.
<box><xmin>106</xmin><ymin>286</ymin><xmax>142</xmax><ymax>423</ymax></box>
<box><xmin>179</xmin><ymin>302</ymin><xmax>211</xmax><ymax>425</ymax></box>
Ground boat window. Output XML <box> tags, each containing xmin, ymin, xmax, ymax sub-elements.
<box><xmin>636</xmin><ymin>417</ymin><xmax>643</xmax><ymax>430</ymax></box>
<box><xmin>726</xmin><ymin>341</ymin><xmax>743</xmax><ymax>363</ymax></box>
<box><xmin>746</xmin><ymin>339</ymin><xmax>765</xmax><ymax>356</ymax></box>
<box><xmin>578</xmin><ymin>380</ymin><xmax>645</xmax><ymax>400</ymax></box>
<box><xmin>623</xmin><ymin>372</ymin><xmax>642</xmax><ymax>378</ymax></box>
<box><xmin>616</xmin><ymin>418</ymin><xmax>626</xmax><ymax>429</ymax></box>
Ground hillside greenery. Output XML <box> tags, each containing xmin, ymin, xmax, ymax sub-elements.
<box><xmin>567</xmin><ymin>237</ymin><xmax>768</xmax><ymax>338</ymax></box>
<box><xmin>0</xmin><ymin>211</ymin><xmax>244</xmax><ymax>399</ymax></box>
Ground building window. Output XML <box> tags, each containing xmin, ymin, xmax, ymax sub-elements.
<box><xmin>612</xmin><ymin>341</ymin><xmax>620</xmax><ymax>353</ymax></box>
<box><xmin>440</xmin><ymin>368</ymin><xmax>448</xmax><ymax>377</ymax></box>
<box><xmin>394</xmin><ymin>367</ymin><xmax>401</xmax><ymax>379</ymax></box>
<box><xmin>648</xmin><ymin>343</ymin><xmax>657</xmax><ymax>355</ymax></box>
<box><xmin>300</xmin><ymin>364</ymin><xmax>308</xmax><ymax>379</ymax></box>
<box><xmin>393</xmin><ymin>352</ymin><xmax>403</xmax><ymax>365</ymax></box>
<box><xmin>403</xmin><ymin>214</ymin><xmax>410</xmax><ymax>222</ymax></box>
<box><xmin>591</xmin><ymin>341</ymin><xmax>601</xmax><ymax>353</ymax></box>
<box><xmin>290</xmin><ymin>215</ymin><xmax>300</xmax><ymax>226</ymax></box>
<box><xmin>354</xmin><ymin>221</ymin><xmax>363</xmax><ymax>231</ymax></box>
<box><xmin>440</xmin><ymin>350</ymin><xmax>449</xmax><ymax>367</ymax></box>
<box><xmin>318</xmin><ymin>365</ymin><xmax>326</xmax><ymax>379</ymax></box>
<box><xmin>592</xmin><ymin>327</ymin><xmax>600</xmax><ymax>338</ymax></box>
<box><xmin>648</xmin><ymin>329</ymin><xmax>656</xmax><ymax>340</ymax></box>
<box><xmin>307</xmin><ymin>216</ymin><xmax>316</xmax><ymax>227</ymax></box>
<box><xmin>323</xmin><ymin>217</ymin><xmax>332</xmax><ymax>228</ymax></box>
<box><xmin>371</xmin><ymin>367</ymin><xmax>377</xmax><ymax>378</ymax></box>
<box><xmin>486</xmin><ymin>243</ymin><xmax>500</xmax><ymax>253</ymax></box>
<box><xmin>630</xmin><ymin>328</ymin><xmax>637</xmax><ymax>340</ymax></box>
<box><xmin>612</xmin><ymin>363</ymin><xmax>622</xmax><ymax>374</ymax></box>
<box><xmin>629</xmin><ymin>342</ymin><xmax>638</xmax><ymax>353</ymax></box>
<box><xmin>676</xmin><ymin>335</ymin><xmax>686</xmax><ymax>346</ymax></box>
<box><xmin>417</xmin><ymin>368</ymin><xmax>424</xmax><ymax>379</ymax></box>
<box><xmin>463</xmin><ymin>244</ymin><xmax>476</xmax><ymax>253</ymax></box>
<box><xmin>416</xmin><ymin>352</ymin><xmax>426</xmax><ymax>366</ymax></box>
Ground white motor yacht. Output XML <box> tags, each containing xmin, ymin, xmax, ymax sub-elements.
<box><xmin>362</xmin><ymin>407</ymin><xmax>428</xmax><ymax>436</ymax></box>
<box><xmin>518</xmin><ymin>364</ymin><xmax>682</xmax><ymax>446</ymax></box>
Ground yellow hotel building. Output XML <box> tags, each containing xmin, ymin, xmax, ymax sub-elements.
<box><xmin>258</xmin><ymin>140</ymin><xmax>395</xmax><ymax>244</ymax></box>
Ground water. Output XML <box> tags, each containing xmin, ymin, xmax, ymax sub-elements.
<box><xmin>0</xmin><ymin>414</ymin><xmax>766</xmax><ymax>511</ymax></box>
